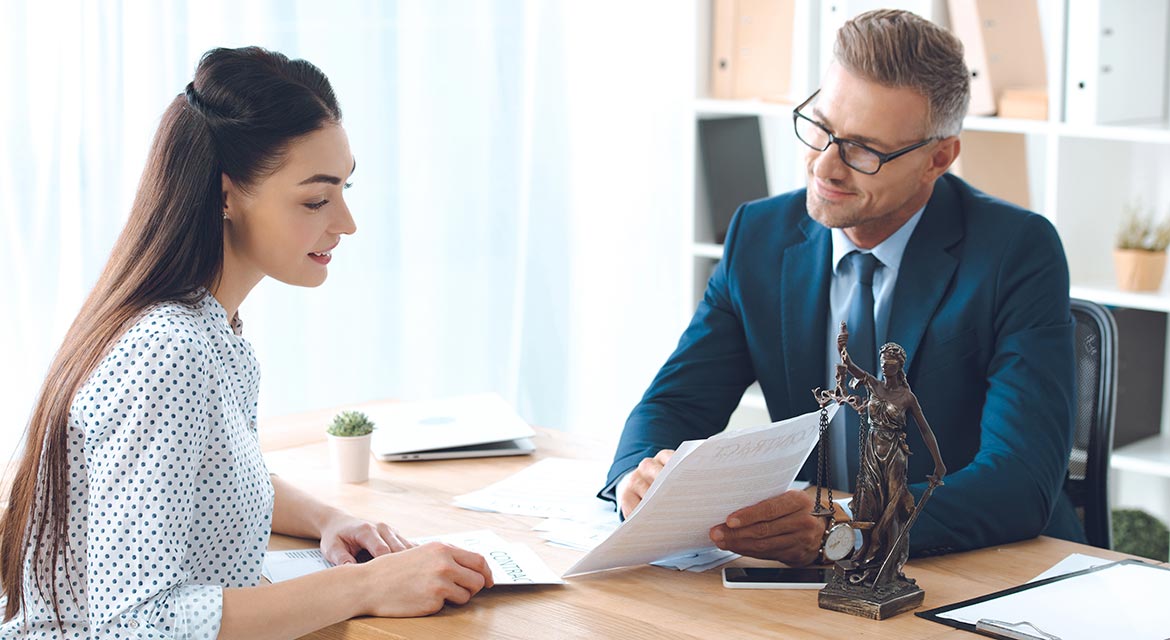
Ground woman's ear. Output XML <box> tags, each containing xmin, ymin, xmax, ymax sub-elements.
<box><xmin>221</xmin><ymin>173</ymin><xmax>241</xmax><ymax>221</ymax></box>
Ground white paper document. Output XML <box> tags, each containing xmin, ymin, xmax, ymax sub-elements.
<box><xmin>1028</xmin><ymin>552</ymin><xmax>1112</xmax><ymax>583</ymax></box>
<box><xmin>936</xmin><ymin>560</ymin><xmax>1170</xmax><ymax>640</ymax></box>
<box><xmin>453</xmin><ymin>457</ymin><xmax>615</xmax><ymax>520</ymax></box>
<box><xmin>262</xmin><ymin>530</ymin><xmax>563</xmax><ymax>585</ymax></box>
<box><xmin>563</xmin><ymin>407</ymin><xmax>830</xmax><ymax>577</ymax></box>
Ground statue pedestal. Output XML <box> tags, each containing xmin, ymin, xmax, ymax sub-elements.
<box><xmin>817</xmin><ymin>573</ymin><xmax>924</xmax><ymax>620</ymax></box>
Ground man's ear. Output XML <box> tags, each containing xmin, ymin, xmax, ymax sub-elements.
<box><xmin>924</xmin><ymin>137</ymin><xmax>960</xmax><ymax>183</ymax></box>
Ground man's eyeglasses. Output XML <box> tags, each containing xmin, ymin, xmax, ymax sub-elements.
<box><xmin>792</xmin><ymin>90</ymin><xmax>936</xmax><ymax>175</ymax></box>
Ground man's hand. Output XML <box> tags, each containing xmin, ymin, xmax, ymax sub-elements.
<box><xmin>708</xmin><ymin>490</ymin><xmax>824</xmax><ymax>566</ymax></box>
<box><xmin>616</xmin><ymin>449</ymin><xmax>674</xmax><ymax>518</ymax></box>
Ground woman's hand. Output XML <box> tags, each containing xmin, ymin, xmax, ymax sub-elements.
<box><xmin>928</xmin><ymin>464</ymin><xmax>947</xmax><ymax>487</ymax></box>
<box><xmin>356</xmin><ymin>542</ymin><xmax>494</xmax><ymax>617</ymax></box>
<box><xmin>319</xmin><ymin>513</ymin><xmax>414</xmax><ymax>565</ymax></box>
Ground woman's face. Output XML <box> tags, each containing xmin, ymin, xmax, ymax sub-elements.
<box><xmin>880</xmin><ymin>353</ymin><xmax>903</xmax><ymax>380</ymax></box>
<box><xmin>223</xmin><ymin>123</ymin><xmax>356</xmax><ymax>287</ymax></box>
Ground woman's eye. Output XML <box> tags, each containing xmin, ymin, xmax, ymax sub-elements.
<box><xmin>305</xmin><ymin>200</ymin><xmax>329</xmax><ymax>211</ymax></box>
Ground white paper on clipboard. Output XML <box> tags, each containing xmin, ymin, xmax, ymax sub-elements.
<box><xmin>928</xmin><ymin>560</ymin><xmax>1170</xmax><ymax>640</ymax></box>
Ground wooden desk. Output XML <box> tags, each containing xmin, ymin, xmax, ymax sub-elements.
<box><xmin>262</xmin><ymin>401</ymin><xmax>1134</xmax><ymax>640</ymax></box>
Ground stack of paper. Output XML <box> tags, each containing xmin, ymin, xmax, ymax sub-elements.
<box><xmin>453</xmin><ymin>458</ymin><xmax>615</xmax><ymax>520</ymax></box>
<box><xmin>563</xmin><ymin>407</ymin><xmax>828</xmax><ymax>577</ymax></box>
<box><xmin>262</xmin><ymin>530</ymin><xmax>563</xmax><ymax>585</ymax></box>
<box><xmin>452</xmin><ymin>408</ymin><xmax>827</xmax><ymax>578</ymax></box>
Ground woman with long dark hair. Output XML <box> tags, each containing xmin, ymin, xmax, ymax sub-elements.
<box><xmin>1</xmin><ymin>47</ymin><xmax>492</xmax><ymax>638</ymax></box>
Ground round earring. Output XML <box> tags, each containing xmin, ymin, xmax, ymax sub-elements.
<box><xmin>222</xmin><ymin>210</ymin><xmax>229</xmax><ymax>221</ymax></box>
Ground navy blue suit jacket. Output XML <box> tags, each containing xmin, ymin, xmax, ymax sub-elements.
<box><xmin>606</xmin><ymin>174</ymin><xmax>1084</xmax><ymax>556</ymax></box>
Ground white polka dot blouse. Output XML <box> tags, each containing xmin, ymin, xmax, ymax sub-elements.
<box><xmin>1</xmin><ymin>291</ymin><xmax>275</xmax><ymax>638</ymax></box>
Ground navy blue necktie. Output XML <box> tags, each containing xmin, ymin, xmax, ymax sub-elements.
<box><xmin>842</xmin><ymin>251</ymin><xmax>881</xmax><ymax>491</ymax></box>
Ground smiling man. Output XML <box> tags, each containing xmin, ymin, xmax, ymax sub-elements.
<box><xmin>601</xmin><ymin>9</ymin><xmax>1082</xmax><ymax>566</ymax></box>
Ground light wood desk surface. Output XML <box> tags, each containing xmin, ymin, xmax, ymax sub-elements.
<box><xmin>262</xmin><ymin>400</ymin><xmax>1137</xmax><ymax>640</ymax></box>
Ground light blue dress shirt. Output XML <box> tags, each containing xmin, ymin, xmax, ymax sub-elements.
<box><xmin>821</xmin><ymin>207</ymin><xmax>925</xmax><ymax>490</ymax></box>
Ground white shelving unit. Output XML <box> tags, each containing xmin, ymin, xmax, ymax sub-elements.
<box><xmin>689</xmin><ymin>0</ymin><xmax>1170</xmax><ymax>518</ymax></box>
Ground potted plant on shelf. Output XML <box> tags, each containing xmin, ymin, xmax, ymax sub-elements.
<box><xmin>326</xmin><ymin>410</ymin><xmax>375</xmax><ymax>483</ymax></box>
<box><xmin>1114</xmin><ymin>202</ymin><xmax>1170</xmax><ymax>292</ymax></box>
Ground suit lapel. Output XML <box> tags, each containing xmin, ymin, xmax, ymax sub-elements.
<box><xmin>886</xmin><ymin>177</ymin><xmax>964</xmax><ymax>375</ymax></box>
<box><xmin>780</xmin><ymin>216</ymin><xmax>831</xmax><ymax>412</ymax></box>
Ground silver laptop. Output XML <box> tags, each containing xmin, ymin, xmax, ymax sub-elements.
<box><xmin>368</xmin><ymin>393</ymin><xmax>536</xmax><ymax>461</ymax></box>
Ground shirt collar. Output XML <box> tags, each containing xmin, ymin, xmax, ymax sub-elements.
<box><xmin>830</xmin><ymin>206</ymin><xmax>926</xmax><ymax>275</ymax></box>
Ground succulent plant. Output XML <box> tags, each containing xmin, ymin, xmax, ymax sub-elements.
<box><xmin>327</xmin><ymin>410</ymin><xmax>375</xmax><ymax>437</ymax></box>
<box><xmin>1116</xmin><ymin>201</ymin><xmax>1170</xmax><ymax>252</ymax></box>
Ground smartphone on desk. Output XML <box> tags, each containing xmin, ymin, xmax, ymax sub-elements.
<box><xmin>722</xmin><ymin>567</ymin><xmax>832</xmax><ymax>589</ymax></box>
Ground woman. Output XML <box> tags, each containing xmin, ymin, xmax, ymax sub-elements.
<box><xmin>0</xmin><ymin>47</ymin><xmax>492</xmax><ymax>639</ymax></box>
<box><xmin>838</xmin><ymin>337</ymin><xmax>946</xmax><ymax>588</ymax></box>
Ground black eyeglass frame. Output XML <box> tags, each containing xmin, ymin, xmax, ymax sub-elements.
<box><xmin>792</xmin><ymin>90</ymin><xmax>937</xmax><ymax>175</ymax></box>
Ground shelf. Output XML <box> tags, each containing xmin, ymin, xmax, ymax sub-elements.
<box><xmin>963</xmin><ymin>116</ymin><xmax>1170</xmax><ymax>145</ymax></box>
<box><xmin>694</xmin><ymin>97</ymin><xmax>794</xmax><ymax>120</ymax></box>
<box><xmin>693</xmin><ymin>242</ymin><xmax>724</xmax><ymax>259</ymax></box>
<box><xmin>1112</xmin><ymin>433</ymin><xmax>1170</xmax><ymax>479</ymax></box>
<box><xmin>1070</xmin><ymin>284</ymin><xmax>1170</xmax><ymax>313</ymax></box>
<box><xmin>963</xmin><ymin>115</ymin><xmax>1054</xmax><ymax>136</ymax></box>
<box><xmin>1054</xmin><ymin>121</ymin><xmax>1170</xmax><ymax>145</ymax></box>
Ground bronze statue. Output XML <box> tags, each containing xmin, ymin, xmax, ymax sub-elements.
<box><xmin>812</xmin><ymin>322</ymin><xmax>946</xmax><ymax>619</ymax></box>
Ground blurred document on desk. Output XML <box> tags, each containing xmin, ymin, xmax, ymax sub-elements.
<box><xmin>564</xmin><ymin>407</ymin><xmax>830</xmax><ymax>577</ymax></box>
<box><xmin>454</xmin><ymin>457</ymin><xmax>615</xmax><ymax>521</ymax></box>
<box><xmin>263</xmin><ymin>530</ymin><xmax>563</xmax><ymax>585</ymax></box>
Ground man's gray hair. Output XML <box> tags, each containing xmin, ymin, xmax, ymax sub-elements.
<box><xmin>834</xmin><ymin>9</ymin><xmax>971</xmax><ymax>138</ymax></box>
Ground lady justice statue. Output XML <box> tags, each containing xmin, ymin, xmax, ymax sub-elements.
<box><xmin>812</xmin><ymin>323</ymin><xmax>947</xmax><ymax>619</ymax></box>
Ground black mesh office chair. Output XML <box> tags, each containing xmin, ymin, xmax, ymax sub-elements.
<box><xmin>1066</xmin><ymin>298</ymin><xmax>1117</xmax><ymax>549</ymax></box>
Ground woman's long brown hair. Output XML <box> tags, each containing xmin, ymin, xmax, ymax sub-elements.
<box><xmin>1</xmin><ymin>46</ymin><xmax>341</xmax><ymax>623</ymax></box>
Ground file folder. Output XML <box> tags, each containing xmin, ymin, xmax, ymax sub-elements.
<box><xmin>1065</xmin><ymin>0</ymin><xmax>1169</xmax><ymax>125</ymax></box>
<box><xmin>709</xmin><ymin>0</ymin><xmax>795</xmax><ymax>101</ymax></box>
<box><xmin>947</xmin><ymin>0</ymin><xmax>1047</xmax><ymax>117</ymax></box>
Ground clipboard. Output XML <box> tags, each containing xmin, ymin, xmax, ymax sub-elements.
<box><xmin>916</xmin><ymin>559</ymin><xmax>1170</xmax><ymax>640</ymax></box>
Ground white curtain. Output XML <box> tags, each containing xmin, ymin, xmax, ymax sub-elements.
<box><xmin>0</xmin><ymin>0</ymin><xmax>692</xmax><ymax>459</ymax></box>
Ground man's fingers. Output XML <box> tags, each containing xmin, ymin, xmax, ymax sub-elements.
<box><xmin>726</xmin><ymin>491</ymin><xmax>813</xmax><ymax>528</ymax></box>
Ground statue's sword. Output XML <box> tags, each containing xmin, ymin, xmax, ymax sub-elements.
<box><xmin>872</xmin><ymin>475</ymin><xmax>943</xmax><ymax>590</ymax></box>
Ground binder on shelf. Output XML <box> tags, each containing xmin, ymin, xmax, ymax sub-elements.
<box><xmin>709</xmin><ymin>0</ymin><xmax>795</xmax><ymax>101</ymax></box>
<box><xmin>697</xmin><ymin>116</ymin><xmax>769</xmax><ymax>245</ymax></box>
<box><xmin>819</xmin><ymin>1</ymin><xmax>950</xmax><ymax>81</ymax></box>
<box><xmin>1112</xmin><ymin>308</ymin><xmax>1166</xmax><ymax>448</ymax></box>
<box><xmin>997</xmin><ymin>88</ymin><xmax>1048</xmax><ymax>121</ymax></box>
<box><xmin>950</xmin><ymin>130</ymin><xmax>1030</xmax><ymax>209</ymax></box>
<box><xmin>947</xmin><ymin>0</ymin><xmax>1047</xmax><ymax>117</ymax></box>
<box><xmin>1065</xmin><ymin>0</ymin><xmax>1169</xmax><ymax>126</ymax></box>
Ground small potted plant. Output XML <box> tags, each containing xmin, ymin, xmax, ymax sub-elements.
<box><xmin>1114</xmin><ymin>202</ymin><xmax>1170</xmax><ymax>292</ymax></box>
<box><xmin>327</xmin><ymin>410</ymin><xmax>375</xmax><ymax>483</ymax></box>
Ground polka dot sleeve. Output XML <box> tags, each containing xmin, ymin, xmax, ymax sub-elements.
<box><xmin>82</xmin><ymin>329</ymin><xmax>224</xmax><ymax>639</ymax></box>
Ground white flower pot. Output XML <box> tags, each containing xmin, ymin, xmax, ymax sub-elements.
<box><xmin>327</xmin><ymin>433</ymin><xmax>372</xmax><ymax>483</ymax></box>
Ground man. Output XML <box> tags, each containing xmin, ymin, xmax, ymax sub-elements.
<box><xmin>601</xmin><ymin>9</ymin><xmax>1083</xmax><ymax>567</ymax></box>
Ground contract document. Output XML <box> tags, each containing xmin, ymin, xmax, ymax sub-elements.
<box><xmin>263</xmin><ymin>530</ymin><xmax>564</xmax><ymax>585</ymax></box>
<box><xmin>564</xmin><ymin>406</ymin><xmax>832</xmax><ymax>577</ymax></box>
